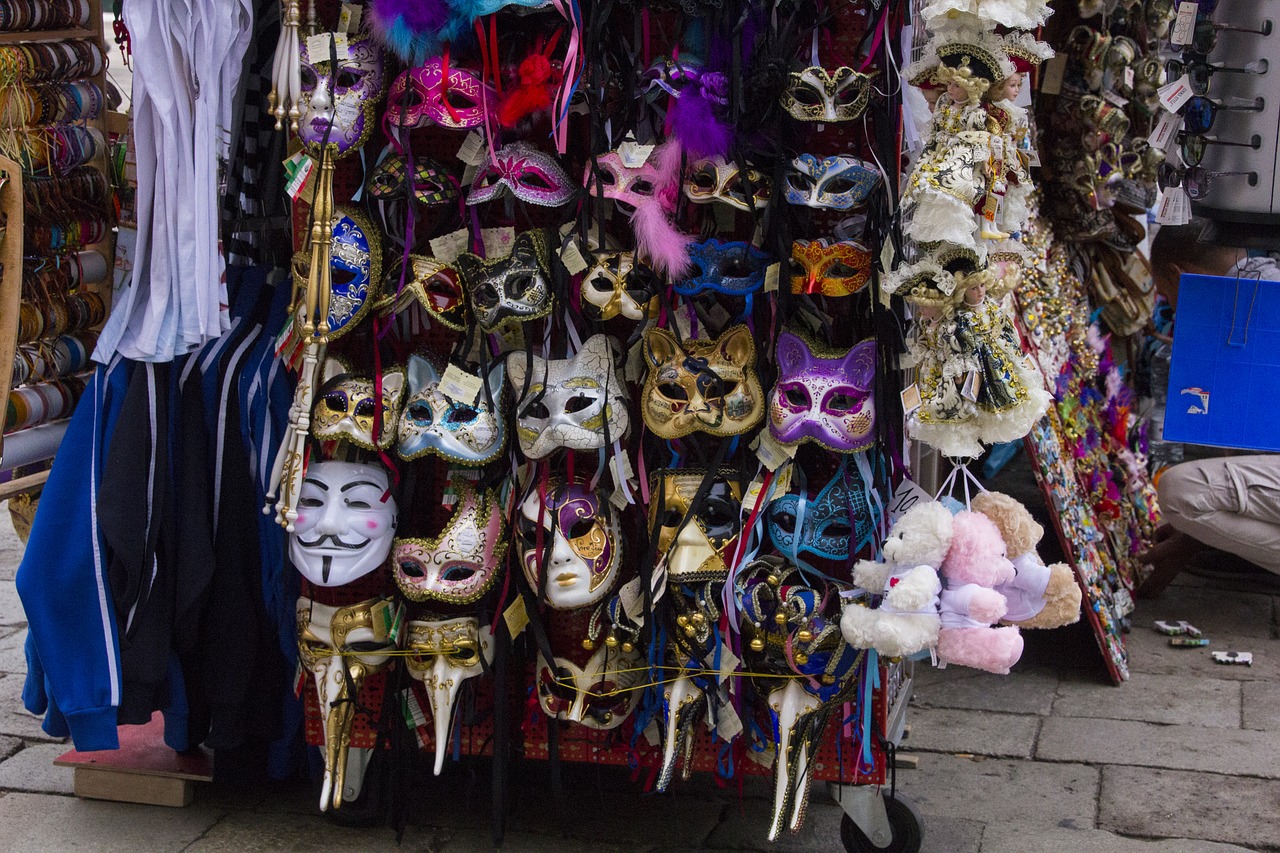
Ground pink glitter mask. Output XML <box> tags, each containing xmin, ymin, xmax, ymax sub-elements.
<box><xmin>383</xmin><ymin>57</ymin><xmax>495</xmax><ymax>134</ymax></box>
<box><xmin>467</xmin><ymin>142</ymin><xmax>576</xmax><ymax>207</ymax></box>
<box><xmin>584</xmin><ymin>151</ymin><xmax>677</xmax><ymax>211</ymax></box>
<box><xmin>392</xmin><ymin>482</ymin><xmax>508</xmax><ymax>605</ymax></box>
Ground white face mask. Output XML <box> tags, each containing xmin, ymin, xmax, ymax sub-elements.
<box><xmin>766</xmin><ymin>680</ymin><xmax>823</xmax><ymax>841</ymax></box>
<box><xmin>289</xmin><ymin>461</ymin><xmax>398</xmax><ymax>587</ymax></box>
<box><xmin>506</xmin><ymin>334</ymin><xmax>630</xmax><ymax>459</ymax></box>
<box><xmin>535</xmin><ymin>644</ymin><xmax>643</xmax><ymax>730</ymax></box>
<box><xmin>296</xmin><ymin>597</ymin><xmax>397</xmax><ymax>811</ymax></box>
<box><xmin>517</xmin><ymin>479</ymin><xmax>622</xmax><ymax>610</ymax></box>
<box><xmin>405</xmin><ymin>617</ymin><xmax>495</xmax><ymax>776</ymax></box>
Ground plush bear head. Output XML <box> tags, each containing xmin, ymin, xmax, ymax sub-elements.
<box><xmin>971</xmin><ymin>491</ymin><xmax>1043</xmax><ymax>560</ymax></box>
<box><xmin>882</xmin><ymin>501</ymin><xmax>955</xmax><ymax>569</ymax></box>
<box><xmin>940</xmin><ymin>510</ymin><xmax>1016</xmax><ymax>588</ymax></box>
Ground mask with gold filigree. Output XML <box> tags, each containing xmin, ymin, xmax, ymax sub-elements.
<box><xmin>405</xmin><ymin>616</ymin><xmax>494</xmax><ymax>775</ymax></box>
<box><xmin>516</xmin><ymin>478</ymin><xmax>622</xmax><ymax>610</ymax></box>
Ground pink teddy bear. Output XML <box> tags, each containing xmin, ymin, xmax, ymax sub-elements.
<box><xmin>936</xmin><ymin>510</ymin><xmax>1024</xmax><ymax>674</ymax></box>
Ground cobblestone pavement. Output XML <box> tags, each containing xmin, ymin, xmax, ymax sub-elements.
<box><xmin>0</xmin><ymin>505</ymin><xmax>1276</xmax><ymax>852</ymax></box>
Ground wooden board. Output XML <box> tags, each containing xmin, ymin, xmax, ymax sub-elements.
<box><xmin>73</xmin><ymin>767</ymin><xmax>194</xmax><ymax>808</ymax></box>
<box><xmin>55</xmin><ymin>712</ymin><xmax>214</xmax><ymax>782</ymax></box>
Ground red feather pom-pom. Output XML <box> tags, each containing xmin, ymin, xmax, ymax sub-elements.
<box><xmin>497</xmin><ymin>55</ymin><xmax>559</xmax><ymax>127</ymax></box>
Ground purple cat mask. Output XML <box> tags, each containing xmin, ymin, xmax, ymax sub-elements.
<box><xmin>768</xmin><ymin>332</ymin><xmax>876</xmax><ymax>453</ymax></box>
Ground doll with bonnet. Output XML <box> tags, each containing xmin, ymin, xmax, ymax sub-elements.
<box><xmin>984</xmin><ymin>34</ymin><xmax>1054</xmax><ymax>237</ymax></box>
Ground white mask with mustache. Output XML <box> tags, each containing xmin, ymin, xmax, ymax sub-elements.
<box><xmin>289</xmin><ymin>461</ymin><xmax>398</xmax><ymax>587</ymax></box>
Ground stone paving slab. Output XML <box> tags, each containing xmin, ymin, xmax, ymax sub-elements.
<box><xmin>979</xmin><ymin>823</ymin><xmax>1256</xmax><ymax>853</ymax></box>
<box><xmin>0</xmin><ymin>674</ymin><xmax>66</xmax><ymax>742</ymax></box>
<box><xmin>703</xmin><ymin>800</ymin><xmax>847</xmax><ymax>852</ymax></box>
<box><xmin>0</xmin><ymin>511</ymin><xmax>22</xmax><ymax>582</ymax></box>
<box><xmin>1132</xmin><ymin>589</ymin><xmax>1275</xmax><ymax>641</ymax></box>
<box><xmin>1099</xmin><ymin>765</ymin><xmax>1280</xmax><ymax>851</ymax></box>
<box><xmin>1037</xmin><ymin>716</ymin><xmax>1280</xmax><ymax>779</ymax></box>
<box><xmin>1242</xmin><ymin>681</ymin><xmax>1280</xmax><ymax>731</ymax></box>
<box><xmin>0</xmin><ymin>628</ymin><xmax>27</xmax><ymax>675</ymax></box>
<box><xmin>0</xmin><ymin>734</ymin><xmax>20</xmax><ymax>760</ymax></box>
<box><xmin>1053</xmin><ymin>671</ymin><xmax>1242</xmax><ymax>728</ymax></box>
<box><xmin>911</xmin><ymin>664</ymin><xmax>1059</xmax><ymax>715</ymax></box>
<box><xmin>918</xmin><ymin>815</ymin><xmax>984</xmax><ymax>853</ymax></box>
<box><xmin>1123</xmin><ymin>624</ymin><xmax>1280</xmax><ymax>682</ymax></box>
<box><xmin>0</xmin><ymin>741</ymin><xmax>75</xmax><ymax>794</ymax></box>
<box><xmin>903</xmin><ymin>707</ymin><xmax>1039</xmax><ymax>758</ymax></box>
<box><xmin>896</xmin><ymin>753</ymin><xmax>1099</xmax><ymax>830</ymax></box>
<box><xmin>0</xmin><ymin>792</ymin><xmax>223</xmax><ymax>853</ymax></box>
<box><xmin>0</xmin><ymin>581</ymin><xmax>25</xmax><ymax>627</ymax></box>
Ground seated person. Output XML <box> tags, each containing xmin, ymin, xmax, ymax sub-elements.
<box><xmin>1138</xmin><ymin>221</ymin><xmax>1280</xmax><ymax>596</ymax></box>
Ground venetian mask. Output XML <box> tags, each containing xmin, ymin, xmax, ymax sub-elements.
<box><xmin>506</xmin><ymin>334</ymin><xmax>631</xmax><ymax>459</ymax></box>
<box><xmin>767</xmin><ymin>473</ymin><xmax>874</xmax><ymax>564</ymax></box>
<box><xmin>790</xmin><ymin>239</ymin><xmax>872</xmax><ymax>297</ymax></box>
<box><xmin>585</xmin><ymin>149</ymin><xmax>677</xmax><ymax>211</ymax></box>
<box><xmin>383</xmin><ymin>57</ymin><xmax>495</xmax><ymax>132</ymax></box>
<box><xmin>397</xmin><ymin>355</ymin><xmax>507</xmax><ymax>465</ymax></box>
<box><xmin>468</xmin><ymin>142</ymin><xmax>576</xmax><ymax>207</ymax></box>
<box><xmin>375</xmin><ymin>255</ymin><xmax>468</xmax><ymax>331</ymax></box>
<box><xmin>641</xmin><ymin>325</ymin><xmax>764</xmax><ymax>439</ymax></box>
<box><xmin>649</xmin><ymin>468</ymin><xmax>744</xmax><ymax>581</ymax></box>
<box><xmin>579</xmin><ymin>252</ymin><xmax>661</xmax><ymax>322</ymax></box>
<box><xmin>683</xmin><ymin>155</ymin><xmax>771</xmax><ymax>211</ymax></box>
<box><xmin>289</xmin><ymin>460</ymin><xmax>398</xmax><ymax>588</ymax></box>
<box><xmin>784</xmin><ymin>154</ymin><xmax>881</xmax><ymax>210</ymax></box>
<box><xmin>366</xmin><ymin>153</ymin><xmax>459</xmax><ymax>206</ymax></box>
<box><xmin>296</xmin><ymin>596</ymin><xmax>397</xmax><ymax>811</ymax></box>
<box><xmin>536</xmin><ymin>643</ymin><xmax>643</xmax><ymax>729</ymax></box>
<box><xmin>766</xmin><ymin>680</ymin><xmax>824</xmax><ymax>841</ymax></box>
<box><xmin>290</xmin><ymin>207</ymin><xmax>382</xmax><ymax>341</ymax></box>
<box><xmin>675</xmin><ymin>239</ymin><xmax>772</xmax><ymax>298</ymax></box>
<box><xmin>298</xmin><ymin>34</ymin><xmax>386</xmax><ymax>156</ymax></box>
<box><xmin>455</xmin><ymin>229</ymin><xmax>554</xmax><ymax>332</ymax></box>
<box><xmin>405</xmin><ymin>617</ymin><xmax>495</xmax><ymax>775</ymax></box>
<box><xmin>392</xmin><ymin>482</ymin><xmax>508</xmax><ymax>605</ymax></box>
<box><xmin>769</xmin><ymin>332</ymin><xmax>876</xmax><ymax>452</ymax></box>
<box><xmin>311</xmin><ymin>361</ymin><xmax>406</xmax><ymax>451</ymax></box>
<box><xmin>779</xmin><ymin>66</ymin><xmax>872</xmax><ymax>122</ymax></box>
<box><xmin>517</xmin><ymin>478</ymin><xmax>622</xmax><ymax>610</ymax></box>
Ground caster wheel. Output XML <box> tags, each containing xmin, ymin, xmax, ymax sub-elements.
<box><xmin>839</xmin><ymin>793</ymin><xmax>923</xmax><ymax>853</ymax></box>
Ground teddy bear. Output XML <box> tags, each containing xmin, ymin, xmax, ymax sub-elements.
<box><xmin>840</xmin><ymin>501</ymin><xmax>953</xmax><ymax>658</ymax></box>
<box><xmin>971</xmin><ymin>491</ymin><xmax>1082</xmax><ymax>630</ymax></box>
<box><xmin>935</xmin><ymin>510</ymin><xmax>1024</xmax><ymax>674</ymax></box>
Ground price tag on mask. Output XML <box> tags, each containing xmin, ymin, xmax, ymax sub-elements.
<box><xmin>1039</xmin><ymin>54</ymin><xmax>1067</xmax><ymax>95</ymax></box>
<box><xmin>961</xmin><ymin>369</ymin><xmax>982</xmax><ymax>402</ymax></box>
<box><xmin>618</xmin><ymin>135</ymin><xmax>654</xmax><ymax>169</ymax></box>
<box><xmin>283</xmin><ymin>151</ymin><xmax>316</xmax><ymax>201</ymax></box>
<box><xmin>438</xmin><ymin>364</ymin><xmax>483</xmax><ymax>405</ymax></box>
<box><xmin>764</xmin><ymin>262</ymin><xmax>780</xmax><ymax>293</ymax></box>
<box><xmin>1149</xmin><ymin>109</ymin><xmax>1181</xmax><ymax>151</ymax></box>
<box><xmin>338</xmin><ymin>4</ymin><xmax>362</xmax><ymax>32</ymax></box>
<box><xmin>753</xmin><ymin>429</ymin><xmax>797</xmax><ymax>471</ymax></box>
<box><xmin>306</xmin><ymin>32</ymin><xmax>348</xmax><ymax>61</ymax></box>
<box><xmin>503</xmin><ymin>595</ymin><xmax>530</xmax><ymax>640</ymax></box>
<box><xmin>1170</xmin><ymin>1</ymin><xmax>1198</xmax><ymax>45</ymax></box>
<box><xmin>889</xmin><ymin>477</ymin><xmax>933</xmax><ymax>525</ymax></box>
<box><xmin>1158</xmin><ymin>74</ymin><xmax>1194</xmax><ymax>113</ymax></box>
<box><xmin>428</xmin><ymin>228</ymin><xmax>470</xmax><ymax>263</ymax></box>
<box><xmin>560</xmin><ymin>237</ymin><xmax>589</xmax><ymax>275</ymax></box>
<box><xmin>481</xmin><ymin>226</ymin><xmax>514</xmax><ymax>259</ymax></box>
<box><xmin>1123</xmin><ymin>65</ymin><xmax>1135</xmax><ymax>91</ymax></box>
<box><xmin>1156</xmin><ymin>186</ymin><xmax>1192</xmax><ymax>225</ymax></box>
<box><xmin>457</xmin><ymin>130</ymin><xmax>487</xmax><ymax>166</ymax></box>
<box><xmin>1102</xmin><ymin>89</ymin><xmax>1128</xmax><ymax>108</ymax></box>
<box><xmin>900</xmin><ymin>382</ymin><xmax>922</xmax><ymax>417</ymax></box>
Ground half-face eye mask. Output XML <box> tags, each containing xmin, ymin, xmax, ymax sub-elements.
<box><xmin>454</xmin><ymin>229</ymin><xmax>554</xmax><ymax>332</ymax></box>
<box><xmin>769</xmin><ymin>332</ymin><xmax>876</xmax><ymax>452</ymax></box>
<box><xmin>506</xmin><ymin>333</ymin><xmax>631</xmax><ymax>459</ymax></box>
<box><xmin>405</xmin><ymin>617</ymin><xmax>495</xmax><ymax>775</ymax></box>
<box><xmin>675</xmin><ymin>239</ymin><xmax>772</xmax><ymax>297</ymax></box>
<box><xmin>467</xmin><ymin>141</ymin><xmax>576</xmax><ymax>207</ymax></box>
<box><xmin>584</xmin><ymin>150</ymin><xmax>676</xmax><ymax>211</ymax></box>
<box><xmin>683</xmin><ymin>156</ymin><xmax>772</xmax><ymax>211</ymax></box>
<box><xmin>649</xmin><ymin>468</ymin><xmax>745</xmax><ymax>581</ymax></box>
<box><xmin>383</xmin><ymin>57</ymin><xmax>495</xmax><ymax>133</ymax></box>
<box><xmin>289</xmin><ymin>460</ymin><xmax>398</xmax><ymax>587</ymax></box>
<box><xmin>536</xmin><ymin>643</ymin><xmax>643</xmax><ymax>730</ymax></box>
<box><xmin>296</xmin><ymin>596</ymin><xmax>397</xmax><ymax>811</ymax></box>
<box><xmin>779</xmin><ymin>66</ymin><xmax>872</xmax><ymax>122</ymax></box>
<box><xmin>311</xmin><ymin>361</ymin><xmax>407</xmax><ymax>451</ymax></box>
<box><xmin>784</xmin><ymin>154</ymin><xmax>881</xmax><ymax>210</ymax></box>
<box><xmin>366</xmin><ymin>153</ymin><xmax>459</xmax><ymax>206</ymax></box>
<box><xmin>517</xmin><ymin>478</ymin><xmax>622</xmax><ymax>610</ymax></box>
<box><xmin>789</xmin><ymin>240</ymin><xmax>872</xmax><ymax>297</ymax></box>
<box><xmin>375</xmin><ymin>255</ymin><xmax>468</xmax><ymax>331</ymax></box>
<box><xmin>767</xmin><ymin>473</ymin><xmax>875</xmax><ymax>564</ymax></box>
<box><xmin>392</xmin><ymin>482</ymin><xmax>508</xmax><ymax>604</ymax></box>
<box><xmin>642</xmin><ymin>325</ymin><xmax>765</xmax><ymax>438</ymax></box>
<box><xmin>298</xmin><ymin>34</ymin><xmax>386</xmax><ymax>156</ymax></box>
<box><xmin>291</xmin><ymin>207</ymin><xmax>382</xmax><ymax>340</ymax></box>
<box><xmin>397</xmin><ymin>355</ymin><xmax>507</xmax><ymax>464</ymax></box>
<box><xmin>579</xmin><ymin>252</ymin><xmax>661</xmax><ymax>322</ymax></box>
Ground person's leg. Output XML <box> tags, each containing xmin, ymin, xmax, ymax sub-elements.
<box><xmin>1157</xmin><ymin>455</ymin><xmax>1280</xmax><ymax>574</ymax></box>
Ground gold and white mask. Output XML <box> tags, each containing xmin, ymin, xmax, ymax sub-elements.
<box><xmin>535</xmin><ymin>644</ymin><xmax>643</xmax><ymax>730</ymax></box>
<box><xmin>405</xmin><ymin>617</ymin><xmax>495</xmax><ymax>776</ymax></box>
<box><xmin>311</xmin><ymin>359</ymin><xmax>407</xmax><ymax>451</ymax></box>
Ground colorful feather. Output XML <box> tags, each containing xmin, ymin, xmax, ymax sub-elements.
<box><xmin>630</xmin><ymin>200</ymin><xmax>693</xmax><ymax>280</ymax></box>
<box><xmin>668</xmin><ymin>88</ymin><xmax>732</xmax><ymax>159</ymax></box>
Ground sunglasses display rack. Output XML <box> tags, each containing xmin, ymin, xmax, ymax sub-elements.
<box><xmin>0</xmin><ymin>0</ymin><xmax>116</xmax><ymax>498</ymax></box>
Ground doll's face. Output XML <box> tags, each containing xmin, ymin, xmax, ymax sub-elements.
<box><xmin>946</xmin><ymin>81</ymin><xmax>969</xmax><ymax>103</ymax></box>
<box><xmin>921</xmin><ymin>86</ymin><xmax>944</xmax><ymax>109</ymax></box>
<box><xmin>998</xmin><ymin>73</ymin><xmax>1023</xmax><ymax>102</ymax></box>
<box><xmin>964</xmin><ymin>282</ymin><xmax>986</xmax><ymax>305</ymax></box>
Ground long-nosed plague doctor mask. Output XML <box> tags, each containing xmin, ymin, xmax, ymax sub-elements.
<box><xmin>405</xmin><ymin>616</ymin><xmax>495</xmax><ymax>775</ymax></box>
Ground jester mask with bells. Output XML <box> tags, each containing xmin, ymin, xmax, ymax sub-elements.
<box><xmin>405</xmin><ymin>617</ymin><xmax>495</xmax><ymax>775</ymax></box>
<box><xmin>506</xmin><ymin>334</ymin><xmax>630</xmax><ymax>459</ymax></box>
<box><xmin>393</xmin><ymin>482</ymin><xmax>508</xmax><ymax>605</ymax></box>
<box><xmin>298</xmin><ymin>33</ymin><xmax>386</xmax><ymax>157</ymax></box>
<box><xmin>289</xmin><ymin>460</ymin><xmax>398</xmax><ymax>588</ymax></box>
<box><xmin>397</xmin><ymin>355</ymin><xmax>507</xmax><ymax>465</ymax></box>
<box><xmin>641</xmin><ymin>325</ymin><xmax>764</xmax><ymax>439</ymax></box>
<box><xmin>311</xmin><ymin>359</ymin><xmax>406</xmax><ymax>451</ymax></box>
<box><xmin>296</xmin><ymin>597</ymin><xmax>397</xmax><ymax>811</ymax></box>
<box><xmin>649</xmin><ymin>468</ymin><xmax>744</xmax><ymax>582</ymax></box>
<box><xmin>517</xmin><ymin>478</ymin><xmax>623</xmax><ymax>610</ymax></box>
<box><xmin>535</xmin><ymin>641</ymin><xmax>644</xmax><ymax>730</ymax></box>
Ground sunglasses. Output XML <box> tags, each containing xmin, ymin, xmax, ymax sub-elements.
<box><xmin>1181</xmin><ymin>95</ymin><xmax>1266</xmax><ymax>134</ymax></box>
<box><xmin>1190</xmin><ymin>18</ymin><xmax>1272</xmax><ymax>53</ymax></box>
<box><xmin>1178</xmin><ymin>132</ymin><xmax>1263</xmax><ymax>166</ymax></box>
<box><xmin>1164</xmin><ymin>57</ymin><xmax>1268</xmax><ymax>96</ymax></box>
<box><xmin>1158</xmin><ymin>162</ymin><xmax>1258</xmax><ymax>200</ymax></box>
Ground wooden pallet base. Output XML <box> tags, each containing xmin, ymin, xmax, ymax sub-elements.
<box><xmin>55</xmin><ymin>712</ymin><xmax>212</xmax><ymax>808</ymax></box>
<box><xmin>72</xmin><ymin>766</ymin><xmax>194</xmax><ymax>807</ymax></box>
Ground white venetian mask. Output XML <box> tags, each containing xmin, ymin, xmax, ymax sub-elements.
<box><xmin>405</xmin><ymin>617</ymin><xmax>495</xmax><ymax>776</ymax></box>
<box><xmin>289</xmin><ymin>461</ymin><xmax>398</xmax><ymax>587</ymax></box>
